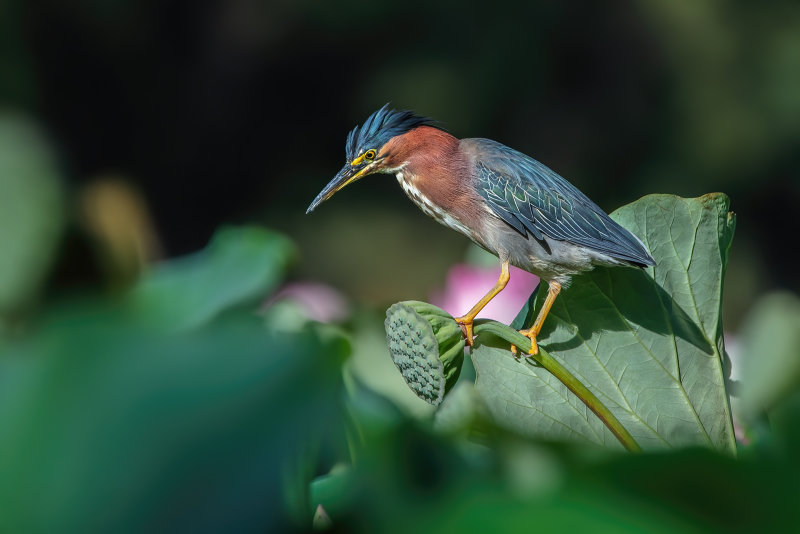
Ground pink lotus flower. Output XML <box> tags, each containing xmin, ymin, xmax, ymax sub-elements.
<box><xmin>265</xmin><ymin>281</ymin><xmax>350</xmax><ymax>323</ymax></box>
<box><xmin>431</xmin><ymin>264</ymin><xmax>539</xmax><ymax>324</ymax></box>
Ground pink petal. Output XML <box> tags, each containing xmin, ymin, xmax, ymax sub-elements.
<box><xmin>265</xmin><ymin>281</ymin><xmax>350</xmax><ymax>322</ymax></box>
<box><xmin>431</xmin><ymin>264</ymin><xmax>539</xmax><ymax>324</ymax></box>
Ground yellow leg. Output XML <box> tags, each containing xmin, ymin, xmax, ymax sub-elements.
<box><xmin>455</xmin><ymin>261</ymin><xmax>510</xmax><ymax>346</ymax></box>
<box><xmin>512</xmin><ymin>280</ymin><xmax>562</xmax><ymax>356</ymax></box>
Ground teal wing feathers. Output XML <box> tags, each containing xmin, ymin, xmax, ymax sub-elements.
<box><xmin>472</xmin><ymin>138</ymin><xmax>655</xmax><ymax>267</ymax></box>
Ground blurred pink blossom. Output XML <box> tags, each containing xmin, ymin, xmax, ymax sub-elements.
<box><xmin>431</xmin><ymin>264</ymin><xmax>539</xmax><ymax>324</ymax></box>
<box><xmin>264</xmin><ymin>281</ymin><xmax>350</xmax><ymax>322</ymax></box>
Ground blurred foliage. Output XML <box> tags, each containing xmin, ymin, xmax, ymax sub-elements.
<box><xmin>126</xmin><ymin>226</ymin><xmax>293</xmax><ymax>330</ymax></box>
<box><xmin>0</xmin><ymin>227</ymin><xmax>347</xmax><ymax>532</ymax></box>
<box><xmin>736</xmin><ymin>291</ymin><xmax>800</xmax><ymax>422</ymax></box>
<box><xmin>312</xmin><ymin>422</ymin><xmax>800</xmax><ymax>533</ymax></box>
<box><xmin>0</xmin><ymin>1</ymin><xmax>799</xmax><ymax>531</ymax></box>
<box><xmin>0</xmin><ymin>114</ymin><xmax>64</xmax><ymax>320</ymax></box>
<box><xmin>0</xmin><ymin>306</ymin><xmax>345</xmax><ymax>532</ymax></box>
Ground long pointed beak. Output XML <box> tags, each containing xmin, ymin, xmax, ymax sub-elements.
<box><xmin>306</xmin><ymin>162</ymin><xmax>373</xmax><ymax>214</ymax></box>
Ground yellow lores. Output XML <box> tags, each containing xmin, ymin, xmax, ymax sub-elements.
<box><xmin>350</xmin><ymin>149</ymin><xmax>376</xmax><ymax>167</ymax></box>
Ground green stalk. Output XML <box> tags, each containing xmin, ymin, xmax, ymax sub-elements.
<box><xmin>473</xmin><ymin>320</ymin><xmax>642</xmax><ymax>453</ymax></box>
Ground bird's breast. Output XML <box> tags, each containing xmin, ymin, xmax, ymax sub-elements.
<box><xmin>395</xmin><ymin>171</ymin><xmax>474</xmax><ymax>239</ymax></box>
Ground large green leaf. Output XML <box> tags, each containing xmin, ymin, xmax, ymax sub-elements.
<box><xmin>471</xmin><ymin>194</ymin><xmax>736</xmax><ymax>453</ymax></box>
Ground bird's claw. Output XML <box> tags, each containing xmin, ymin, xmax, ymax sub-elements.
<box><xmin>511</xmin><ymin>328</ymin><xmax>539</xmax><ymax>357</ymax></box>
<box><xmin>455</xmin><ymin>317</ymin><xmax>475</xmax><ymax>346</ymax></box>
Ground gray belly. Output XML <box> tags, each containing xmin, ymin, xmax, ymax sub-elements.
<box><xmin>475</xmin><ymin>214</ymin><xmax>628</xmax><ymax>286</ymax></box>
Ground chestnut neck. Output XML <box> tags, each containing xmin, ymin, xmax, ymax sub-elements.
<box><xmin>381</xmin><ymin>126</ymin><xmax>462</xmax><ymax>178</ymax></box>
<box><xmin>382</xmin><ymin>126</ymin><xmax>478</xmax><ymax>228</ymax></box>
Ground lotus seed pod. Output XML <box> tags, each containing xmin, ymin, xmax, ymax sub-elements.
<box><xmin>384</xmin><ymin>301</ymin><xmax>465</xmax><ymax>406</ymax></box>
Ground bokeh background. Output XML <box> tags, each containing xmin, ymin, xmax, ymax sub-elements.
<box><xmin>2</xmin><ymin>0</ymin><xmax>800</xmax><ymax>531</ymax></box>
<box><xmin>3</xmin><ymin>0</ymin><xmax>798</xmax><ymax>320</ymax></box>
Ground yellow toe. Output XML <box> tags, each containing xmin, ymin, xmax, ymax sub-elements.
<box><xmin>455</xmin><ymin>316</ymin><xmax>475</xmax><ymax>346</ymax></box>
<box><xmin>515</xmin><ymin>328</ymin><xmax>539</xmax><ymax>356</ymax></box>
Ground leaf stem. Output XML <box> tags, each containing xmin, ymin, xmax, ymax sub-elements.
<box><xmin>473</xmin><ymin>320</ymin><xmax>642</xmax><ymax>452</ymax></box>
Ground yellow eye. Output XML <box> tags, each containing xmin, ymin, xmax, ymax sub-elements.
<box><xmin>364</xmin><ymin>149</ymin><xmax>377</xmax><ymax>161</ymax></box>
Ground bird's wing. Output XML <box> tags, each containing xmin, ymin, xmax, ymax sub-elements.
<box><xmin>471</xmin><ymin>138</ymin><xmax>655</xmax><ymax>266</ymax></box>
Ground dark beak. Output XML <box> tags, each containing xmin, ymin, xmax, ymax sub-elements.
<box><xmin>306</xmin><ymin>162</ymin><xmax>372</xmax><ymax>214</ymax></box>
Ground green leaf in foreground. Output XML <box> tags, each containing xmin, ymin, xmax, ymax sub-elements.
<box><xmin>472</xmin><ymin>194</ymin><xmax>736</xmax><ymax>453</ymax></box>
<box><xmin>0</xmin><ymin>306</ymin><xmax>345</xmax><ymax>532</ymax></box>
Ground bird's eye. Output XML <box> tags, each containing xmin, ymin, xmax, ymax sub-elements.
<box><xmin>364</xmin><ymin>149</ymin><xmax>377</xmax><ymax>161</ymax></box>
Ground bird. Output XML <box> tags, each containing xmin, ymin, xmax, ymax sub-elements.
<box><xmin>306</xmin><ymin>105</ymin><xmax>655</xmax><ymax>355</ymax></box>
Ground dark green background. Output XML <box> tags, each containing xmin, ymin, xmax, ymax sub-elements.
<box><xmin>2</xmin><ymin>1</ymin><xmax>800</xmax><ymax>531</ymax></box>
<box><xmin>3</xmin><ymin>0</ymin><xmax>798</xmax><ymax>324</ymax></box>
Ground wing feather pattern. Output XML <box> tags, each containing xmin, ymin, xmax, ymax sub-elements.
<box><xmin>472</xmin><ymin>139</ymin><xmax>655</xmax><ymax>266</ymax></box>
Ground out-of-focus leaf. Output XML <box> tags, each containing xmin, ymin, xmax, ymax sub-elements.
<box><xmin>0</xmin><ymin>114</ymin><xmax>64</xmax><ymax>316</ymax></box>
<box><xmin>737</xmin><ymin>291</ymin><xmax>800</xmax><ymax>419</ymax></box>
<box><xmin>308</xmin><ymin>403</ymin><xmax>800</xmax><ymax>533</ymax></box>
<box><xmin>309</xmin><ymin>465</ymin><xmax>356</xmax><ymax>526</ymax></box>
<box><xmin>0</xmin><ymin>304</ymin><xmax>345</xmax><ymax>532</ymax></box>
<box><xmin>433</xmin><ymin>381</ymin><xmax>485</xmax><ymax>436</ymax></box>
<box><xmin>312</xmin><ymin>504</ymin><xmax>334</xmax><ymax>530</ymax></box>
<box><xmin>328</xmin><ymin>425</ymin><xmax>713</xmax><ymax>534</ymax></box>
<box><xmin>126</xmin><ymin>226</ymin><xmax>294</xmax><ymax>329</ymax></box>
<box><xmin>472</xmin><ymin>194</ymin><xmax>736</xmax><ymax>453</ymax></box>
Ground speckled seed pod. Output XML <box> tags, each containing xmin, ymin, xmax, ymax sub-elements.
<box><xmin>384</xmin><ymin>301</ymin><xmax>465</xmax><ymax>406</ymax></box>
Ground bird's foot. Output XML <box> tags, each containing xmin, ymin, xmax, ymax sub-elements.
<box><xmin>454</xmin><ymin>316</ymin><xmax>475</xmax><ymax>347</ymax></box>
<box><xmin>511</xmin><ymin>327</ymin><xmax>538</xmax><ymax>356</ymax></box>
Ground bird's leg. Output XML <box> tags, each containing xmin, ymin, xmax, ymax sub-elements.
<box><xmin>454</xmin><ymin>261</ymin><xmax>510</xmax><ymax>346</ymax></box>
<box><xmin>512</xmin><ymin>280</ymin><xmax>562</xmax><ymax>356</ymax></box>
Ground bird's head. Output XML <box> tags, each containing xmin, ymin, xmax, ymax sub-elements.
<box><xmin>306</xmin><ymin>104</ymin><xmax>437</xmax><ymax>213</ymax></box>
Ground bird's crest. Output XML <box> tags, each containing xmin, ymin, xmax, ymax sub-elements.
<box><xmin>345</xmin><ymin>104</ymin><xmax>436</xmax><ymax>161</ymax></box>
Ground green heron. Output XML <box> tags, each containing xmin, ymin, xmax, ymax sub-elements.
<box><xmin>307</xmin><ymin>105</ymin><xmax>655</xmax><ymax>355</ymax></box>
